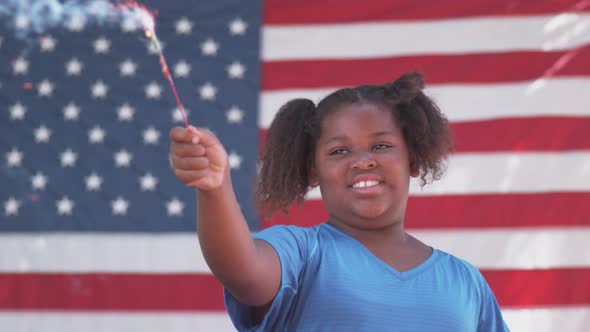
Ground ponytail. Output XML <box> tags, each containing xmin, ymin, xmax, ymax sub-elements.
<box><xmin>257</xmin><ymin>98</ymin><xmax>317</xmax><ymax>215</ymax></box>
<box><xmin>385</xmin><ymin>72</ymin><xmax>452</xmax><ymax>185</ymax></box>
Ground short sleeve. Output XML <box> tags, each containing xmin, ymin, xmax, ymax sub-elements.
<box><xmin>224</xmin><ymin>225</ymin><xmax>315</xmax><ymax>331</ymax></box>
<box><xmin>474</xmin><ymin>270</ymin><xmax>511</xmax><ymax>332</ymax></box>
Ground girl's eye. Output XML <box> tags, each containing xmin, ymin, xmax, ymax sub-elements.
<box><xmin>329</xmin><ymin>148</ymin><xmax>349</xmax><ymax>155</ymax></box>
<box><xmin>372</xmin><ymin>143</ymin><xmax>391</xmax><ymax>150</ymax></box>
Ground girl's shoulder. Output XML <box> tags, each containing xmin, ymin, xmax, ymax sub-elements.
<box><xmin>434</xmin><ymin>249</ymin><xmax>488</xmax><ymax>287</ymax></box>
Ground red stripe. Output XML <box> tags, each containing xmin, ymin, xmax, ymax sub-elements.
<box><xmin>264</xmin><ymin>0</ymin><xmax>590</xmax><ymax>24</ymax></box>
<box><xmin>262</xmin><ymin>193</ymin><xmax>590</xmax><ymax>229</ymax></box>
<box><xmin>452</xmin><ymin>117</ymin><xmax>590</xmax><ymax>152</ymax></box>
<box><xmin>259</xmin><ymin>117</ymin><xmax>590</xmax><ymax>153</ymax></box>
<box><xmin>483</xmin><ymin>268</ymin><xmax>590</xmax><ymax>307</ymax></box>
<box><xmin>1</xmin><ymin>269</ymin><xmax>588</xmax><ymax>310</ymax></box>
<box><xmin>0</xmin><ymin>273</ymin><xmax>225</xmax><ymax>311</ymax></box>
<box><xmin>262</xmin><ymin>47</ymin><xmax>590</xmax><ymax>90</ymax></box>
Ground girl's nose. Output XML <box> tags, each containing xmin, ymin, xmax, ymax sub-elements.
<box><xmin>351</xmin><ymin>153</ymin><xmax>377</xmax><ymax>170</ymax></box>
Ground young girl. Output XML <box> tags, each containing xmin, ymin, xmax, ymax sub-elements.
<box><xmin>169</xmin><ymin>72</ymin><xmax>510</xmax><ymax>331</ymax></box>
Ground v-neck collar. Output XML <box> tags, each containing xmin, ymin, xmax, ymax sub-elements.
<box><xmin>322</xmin><ymin>223</ymin><xmax>440</xmax><ymax>281</ymax></box>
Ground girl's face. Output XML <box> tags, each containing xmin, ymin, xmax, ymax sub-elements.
<box><xmin>311</xmin><ymin>102</ymin><xmax>416</xmax><ymax>230</ymax></box>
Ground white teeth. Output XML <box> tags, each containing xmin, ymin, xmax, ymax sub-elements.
<box><xmin>352</xmin><ymin>180</ymin><xmax>379</xmax><ymax>189</ymax></box>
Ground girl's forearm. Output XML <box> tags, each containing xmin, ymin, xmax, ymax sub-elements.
<box><xmin>196</xmin><ymin>172</ymin><xmax>259</xmax><ymax>288</ymax></box>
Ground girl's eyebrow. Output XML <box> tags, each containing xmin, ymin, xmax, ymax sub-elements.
<box><xmin>324</xmin><ymin>135</ymin><xmax>349</xmax><ymax>144</ymax></box>
<box><xmin>373</xmin><ymin>131</ymin><xmax>397</xmax><ymax>138</ymax></box>
<box><xmin>324</xmin><ymin>131</ymin><xmax>398</xmax><ymax>144</ymax></box>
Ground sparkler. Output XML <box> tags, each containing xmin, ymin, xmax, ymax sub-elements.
<box><xmin>122</xmin><ymin>2</ymin><xmax>190</xmax><ymax>128</ymax></box>
<box><xmin>144</xmin><ymin>28</ymin><xmax>189</xmax><ymax>128</ymax></box>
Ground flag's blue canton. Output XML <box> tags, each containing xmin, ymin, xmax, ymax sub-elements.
<box><xmin>0</xmin><ymin>0</ymin><xmax>262</xmax><ymax>232</ymax></box>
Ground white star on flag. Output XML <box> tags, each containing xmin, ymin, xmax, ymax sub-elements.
<box><xmin>4</xmin><ymin>197</ymin><xmax>20</xmax><ymax>216</ymax></box>
<box><xmin>34</xmin><ymin>125</ymin><xmax>52</xmax><ymax>143</ymax></box>
<box><xmin>31</xmin><ymin>172</ymin><xmax>48</xmax><ymax>191</ymax></box>
<box><xmin>201</xmin><ymin>38</ymin><xmax>219</xmax><ymax>56</ymax></box>
<box><xmin>63</xmin><ymin>102</ymin><xmax>81</xmax><ymax>121</ymax></box>
<box><xmin>229</xmin><ymin>17</ymin><xmax>247</xmax><ymax>35</ymax></box>
<box><xmin>119</xmin><ymin>59</ymin><xmax>137</xmax><ymax>77</ymax></box>
<box><xmin>66</xmin><ymin>58</ymin><xmax>83</xmax><ymax>76</ymax></box>
<box><xmin>175</xmin><ymin>17</ymin><xmax>193</xmax><ymax>34</ymax></box>
<box><xmin>6</xmin><ymin>148</ymin><xmax>24</xmax><ymax>167</ymax></box>
<box><xmin>91</xmin><ymin>80</ymin><xmax>109</xmax><ymax>98</ymax></box>
<box><xmin>9</xmin><ymin>102</ymin><xmax>26</xmax><ymax>120</ymax></box>
<box><xmin>12</xmin><ymin>57</ymin><xmax>29</xmax><ymax>75</ymax></box>
<box><xmin>56</xmin><ymin>196</ymin><xmax>74</xmax><ymax>216</ymax></box>
<box><xmin>140</xmin><ymin>173</ymin><xmax>158</xmax><ymax>191</ymax></box>
<box><xmin>88</xmin><ymin>126</ymin><xmax>106</xmax><ymax>144</ymax></box>
<box><xmin>174</xmin><ymin>60</ymin><xmax>191</xmax><ymax>78</ymax></box>
<box><xmin>111</xmin><ymin>197</ymin><xmax>130</xmax><ymax>216</ymax></box>
<box><xmin>67</xmin><ymin>15</ymin><xmax>85</xmax><ymax>31</ymax></box>
<box><xmin>172</xmin><ymin>107</ymin><xmax>190</xmax><ymax>123</ymax></box>
<box><xmin>228</xmin><ymin>151</ymin><xmax>243</xmax><ymax>170</ymax></box>
<box><xmin>85</xmin><ymin>172</ymin><xmax>103</xmax><ymax>192</ymax></box>
<box><xmin>147</xmin><ymin>40</ymin><xmax>164</xmax><ymax>54</ymax></box>
<box><xmin>121</xmin><ymin>17</ymin><xmax>138</xmax><ymax>32</ymax></box>
<box><xmin>166</xmin><ymin>198</ymin><xmax>185</xmax><ymax>216</ymax></box>
<box><xmin>145</xmin><ymin>82</ymin><xmax>163</xmax><ymax>99</ymax></box>
<box><xmin>227</xmin><ymin>61</ymin><xmax>246</xmax><ymax>79</ymax></box>
<box><xmin>40</xmin><ymin>35</ymin><xmax>57</xmax><ymax>52</ymax></box>
<box><xmin>15</xmin><ymin>15</ymin><xmax>29</xmax><ymax>30</ymax></box>
<box><xmin>199</xmin><ymin>82</ymin><xmax>217</xmax><ymax>100</ymax></box>
<box><xmin>142</xmin><ymin>127</ymin><xmax>160</xmax><ymax>145</ymax></box>
<box><xmin>114</xmin><ymin>149</ymin><xmax>132</xmax><ymax>167</ymax></box>
<box><xmin>117</xmin><ymin>103</ymin><xmax>135</xmax><ymax>121</ymax></box>
<box><xmin>226</xmin><ymin>106</ymin><xmax>245</xmax><ymax>124</ymax></box>
<box><xmin>94</xmin><ymin>36</ymin><xmax>111</xmax><ymax>54</ymax></box>
<box><xmin>60</xmin><ymin>149</ymin><xmax>77</xmax><ymax>167</ymax></box>
<box><xmin>37</xmin><ymin>79</ymin><xmax>54</xmax><ymax>97</ymax></box>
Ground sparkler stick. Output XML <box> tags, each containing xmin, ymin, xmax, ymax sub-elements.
<box><xmin>119</xmin><ymin>1</ymin><xmax>189</xmax><ymax>128</ymax></box>
<box><xmin>144</xmin><ymin>29</ymin><xmax>189</xmax><ymax>128</ymax></box>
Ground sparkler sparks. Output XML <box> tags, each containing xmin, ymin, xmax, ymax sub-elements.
<box><xmin>0</xmin><ymin>0</ymin><xmax>190</xmax><ymax>127</ymax></box>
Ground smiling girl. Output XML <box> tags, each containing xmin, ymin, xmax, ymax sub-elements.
<box><xmin>169</xmin><ymin>72</ymin><xmax>509</xmax><ymax>331</ymax></box>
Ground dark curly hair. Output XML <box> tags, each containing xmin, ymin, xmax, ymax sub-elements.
<box><xmin>257</xmin><ymin>72</ymin><xmax>453</xmax><ymax>215</ymax></box>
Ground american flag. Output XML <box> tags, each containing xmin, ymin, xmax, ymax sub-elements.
<box><xmin>1</xmin><ymin>0</ymin><xmax>589</xmax><ymax>331</ymax></box>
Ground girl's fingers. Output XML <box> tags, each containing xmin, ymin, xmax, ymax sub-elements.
<box><xmin>189</xmin><ymin>127</ymin><xmax>219</xmax><ymax>148</ymax></box>
<box><xmin>170</xmin><ymin>142</ymin><xmax>206</xmax><ymax>157</ymax></box>
<box><xmin>169</xmin><ymin>126</ymin><xmax>195</xmax><ymax>143</ymax></box>
<box><xmin>173</xmin><ymin>168</ymin><xmax>210</xmax><ymax>184</ymax></box>
<box><xmin>170</xmin><ymin>155</ymin><xmax>209</xmax><ymax>171</ymax></box>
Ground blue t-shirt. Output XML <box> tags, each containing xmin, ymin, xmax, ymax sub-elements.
<box><xmin>224</xmin><ymin>223</ymin><xmax>510</xmax><ymax>331</ymax></box>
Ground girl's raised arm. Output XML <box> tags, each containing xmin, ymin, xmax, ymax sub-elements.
<box><xmin>169</xmin><ymin>126</ymin><xmax>281</xmax><ymax>307</ymax></box>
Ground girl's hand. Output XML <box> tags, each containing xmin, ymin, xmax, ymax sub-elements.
<box><xmin>169</xmin><ymin>126</ymin><xmax>228</xmax><ymax>191</ymax></box>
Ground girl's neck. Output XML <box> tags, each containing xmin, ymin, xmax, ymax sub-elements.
<box><xmin>327</xmin><ymin>218</ymin><xmax>432</xmax><ymax>272</ymax></box>
<box><xmin>327</xmin><ymin>217</ymin><xmax>408</xmax><ymax>248</ymax></box>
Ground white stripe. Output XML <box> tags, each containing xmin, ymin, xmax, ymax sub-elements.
<box><xmin>1</xmin><ymin>307</ymin><xmax>589</xmax><ymax>332</ymax></box>
<box><xmin>263</xmin><ymin>14</ymin><xmax>590</xmax><ymax>60</ymax></box>
<box><xmin>411</xmin><ymin>227</ymin><xmax>590</xmax><ymax>269</ymax></box>
<box><xmin>259</xmin><ymin>78</ymin><xmax>590</xmax><ymax>127</ymax></box>
<box><xmin>306</xmin><ymin>151</ymin><xmax>590</xmax><ymax>199</ymax></box>
<box><xmin>0</xmin><ymin>312</ymin><xmax>235</xmax><ymax>332</ymax></box>
<box><xmin>0</xmin><ymin>233</ymin><xmax>211</xmax><ymax>273</ymax></box>
<box><xmin>1</xmin><ymin>228</ymin><xmax>589</xmax><ymax>272</ymax></box>
<box><xmin>503</xmin><ymin>306</ymin><xmax>590</xmax><ymax>332</ymax></box>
